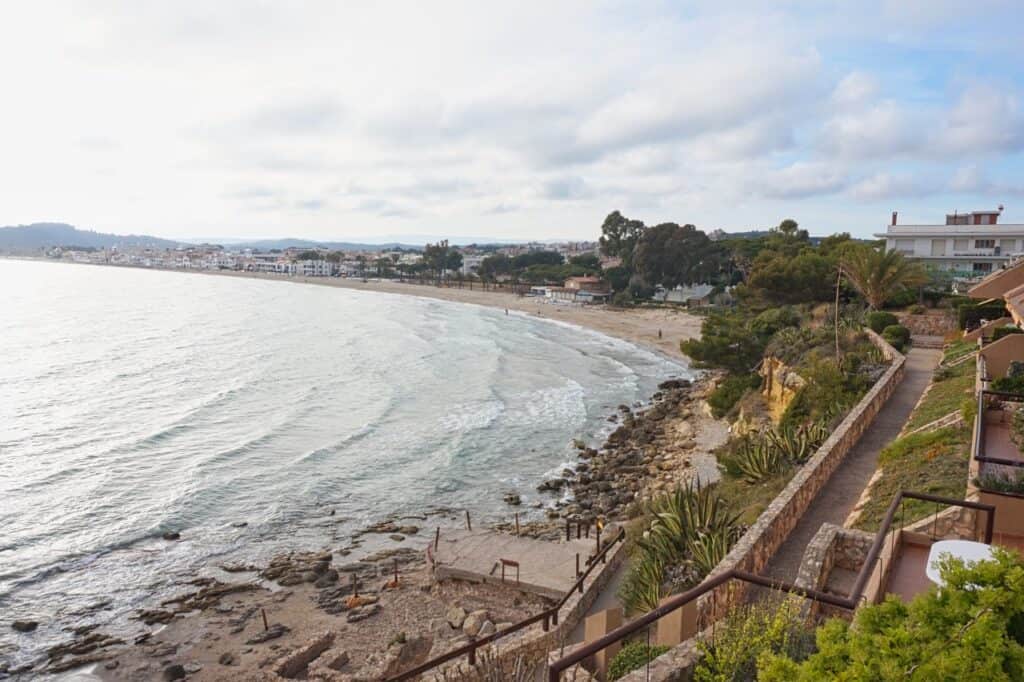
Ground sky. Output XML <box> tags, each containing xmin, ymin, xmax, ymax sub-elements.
<box><xmin>2</xmin><ymin>1</ymin><xmax>1024</xmax><ymax>243</ymax></box>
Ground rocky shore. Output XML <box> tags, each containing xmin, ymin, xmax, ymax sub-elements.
<box><xmin>5</xmin><ymin>373</ymin><xmax>726</xmax><ymax>680</ymax></box>
<box><xmin>523</xmin><ymin>374</ymin><xmax>727</xmax><ymax>527</ymax></box>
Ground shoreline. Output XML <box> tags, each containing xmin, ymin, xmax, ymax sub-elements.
<box><xmin>2</xmin><ymin>258</ymin><xmax>728</xmax><ymax>679</ymax></box>
<box><xmin>5</xmin><ymin>258</ymin><xmax>703</xmax><ymax>366</ymax></box>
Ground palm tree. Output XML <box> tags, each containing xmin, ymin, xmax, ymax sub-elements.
<box><xmin>841</xmin><ymin>245</ymin><xmax>926</xmax><ymax>310</ymax></box>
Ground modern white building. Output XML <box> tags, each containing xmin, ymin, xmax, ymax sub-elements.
<box><xmin>875</xmin><ymin>207</ymin><xmax>1024</xmax><ymax>274</ymax></box>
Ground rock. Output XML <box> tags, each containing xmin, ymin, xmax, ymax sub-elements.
<box><xmin>389</xmin><ymin>534</ymin><xmax>405</xmax><ymax>542</ymax></box>
<box><xmin>11</xmin><ymin>620</ymin><xmax>38</xmax><ymax>632</ymax></box>
<box><xmin>184</xmin><ymin>662</ymin><xmax>202</xmax><ymax>674</ymax></box>
<box><xmin>346</xmin><ymin>603</ymin><xmax>381</xmax><ymax>623</ymax></box>
<box><xmin>323</xmin><ymin>649</ymin><xmax>350</xmax><ymax>670</ymax></box>
<box><xmin>218</xmin><ymin>652</ymin><xmax>235</xmax><ymax>666</ymax></box>
<box><xmin>382</xmin><ymin>635</ymin><xmax>433</xmax><ymax>677</ymax></box>
<box><xmin>537</xmin><ymin>478</ymin><xmax>565</xmax><ymax>493</ymax></box>
<box><xmin>445</xmin><ymin>606</ymin><xmax>467</xmax><ymax>629</ymax></box>
<box><xmin>314</xmin><ymin>569</ymin><xmax>339</xmax><ymax>588</ymax></box>
<box><xmin>462</xmin><ymin>610</ymin><xmax>489</xmax><ymax>638</ymax></box>
<box><xmin>104</xmin><ymin>660</ymin><xmax>120</xmax><ymax>670</ymax></box>
<box><xmin>477</xmin><ymin>620</ymin><xmax>496</xmax><ymax>638</ymax></box>
<box><xmin>162</xmin><ymin>531</ymin><xmax>181</xmax><ymax>541</ymax></box>
<box><xmin>397</xmin><ymin>525</ymin><xmax>419</xmax><ymax>535</ymax></box>
<box><xmin>502</xmin><ymin>493</ymin><xmax>521</xmax><ymax>506</ymax></box>
<box><xmin>163</xmin><ymin>663</ymin><xmax>186</xmax><ymax>680</ymax></box>
<box><xmin>272</xmin><ymin>631</ymin><xmax>335</xmax><ymax>678</ymax></box>
<box><xmin>246</xmin><ymin>623</ymin><xmax>289</xmax><ymax>644</ymax></box>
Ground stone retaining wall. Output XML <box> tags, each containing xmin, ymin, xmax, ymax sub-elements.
<box><xmin>696</xmin><ymin>329</ymin><xmax>905</xmax><ymax>625</ymax></box>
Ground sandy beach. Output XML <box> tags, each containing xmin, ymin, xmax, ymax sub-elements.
<box><xmin>187</xmin><ymin>269</ymin><xmax>704</xmax><ymax>365</ymax></box>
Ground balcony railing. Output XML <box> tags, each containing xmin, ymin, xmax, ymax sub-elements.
<box><xmin>547</xmin><ymin>491</ymin><xmax>994</xmax><ymax>681</ymax></box>
<box><xmin>974</xmin><ymin>390</ymin><xmax>1024</xmax><ymax>469</ymax></box>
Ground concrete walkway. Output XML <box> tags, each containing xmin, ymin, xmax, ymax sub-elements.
<box><xmin>761</xmin><ymin>346</ymin><xmax>942</xmax><ymax>582</ymax></box>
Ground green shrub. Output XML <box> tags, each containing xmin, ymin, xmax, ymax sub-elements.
<box><xmin>608</xmin><ymin>642</ymin><xmax>671</xmax><ymax>681</ymax></box>
<box><xmin>975</xmin><ymin>472</ymin><xmax>1024</xmax><ymax>495</ymax></box>
<box><xmin>612</xmin><ymin>290</ymin><xmax>634</xmax><ymax>307</ymax></box>
<box><xmin>884</xmin><ymin>288</ymin><xmax>918</xmax><ymax>308</ymax></box>
<box><xmin>908</xmin><ymin>303</ymin><xmax>926</xmax><ymax>314</ymax></box>
<box><xmin>618</xmin><ymin>546</ymin><xmax>666</xmax><ymax>615</ymax></box>
<box><xmin>991</xmin><ymin>375</ymin><xmax>1024</xmax><ymax>395</ymax></box>
<box><xmin>961</xmin><ymin>396</ymin><xmax>977</xmax><ymax>426</ymax></box>
<box><xmin>707</xmin><ymin>373</ymin><xmax>761</xmax><ymax>418</ymax></box>
<box><xmin>958</xmin><ymin>301</ymin><xmax>1006</xmax><ymax>330</ymax></box>
<box><xmin>866</xmin><ymin>310</ymin><xmax>899</xmax><ymax>333</ymax></box>
<box><xmin>758</xmin><ymin>550</ymin><xmax>1024</xmax><ymax>681</ymax></box>
<box><xmin>992</xmin><ymin>325</ymin><xmax>1024</xmax><ymax>341</ymax></box>
<box><xmin>695</xmin><ymin>595</ymin><xmax>813</xmax><ymax>682</ymax></box>
<box><xmin>881</xmin><ymin>324</ymin><xmax>910</xmax><ymax>350</ymax></box>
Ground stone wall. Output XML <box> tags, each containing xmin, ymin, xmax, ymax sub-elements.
<box><xmin>695</xmin><ymin>329</ymin><xmax>905</xmax><ymax>626</ymax></box>
<box><xmin>898</xmin><ymin>311</ymin><xmax>956</xmax><ymax>337</ymax></box>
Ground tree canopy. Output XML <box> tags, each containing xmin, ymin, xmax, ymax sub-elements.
<box><xmin>841</xmin><ymin>245</ymin><xmax>927</xmax><ymax>310</ymax></box>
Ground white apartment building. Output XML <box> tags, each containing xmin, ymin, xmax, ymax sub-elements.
<box><xmin>875</xmin><ymin>207</ymin><xmax>1024</xmax><ymax>274</ymax></box>
<box><xmin>460</xmin><ymin>254</ymin><xmax>486</xmax><ymax>275</ymax></box>
<box><xmin>297</xmin><ymin>259</ymin><xmax>335</xmax><ymax>277</ymax></box>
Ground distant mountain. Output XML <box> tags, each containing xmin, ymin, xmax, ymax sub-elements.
<box><xmin>0</xmin><ymin>223</ymin><xmax>182</xmax><ymax>251</ymax></box>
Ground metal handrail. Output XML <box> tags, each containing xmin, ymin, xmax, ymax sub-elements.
<box><xmin>975</xmin><ymin>390</ymin><xmax>1024</xmax><ymax>469</ymax></box>
<box><xmin>547</xmin><ymin>491</ymin><xmax>995</xmax><ymax>681</ymax></box>
<box><xmin>386</xmin><ymin>527</ymin><xmax>626</xmax><ymax>681</ymax></box>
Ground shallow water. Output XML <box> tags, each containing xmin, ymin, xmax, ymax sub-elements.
<box><xmin>0</xmin><ymin>259</ymin><xmax>690</xmax><ymax>670</ymax></box>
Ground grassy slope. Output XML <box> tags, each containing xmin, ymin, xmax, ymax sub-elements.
<box><xmin>902</xmin><ymin>360</ymin><xmax>974</xmax><ymax>433</ymax></box>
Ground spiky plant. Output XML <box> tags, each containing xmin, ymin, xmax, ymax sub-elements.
<box><xmin>733</xmin><ymin>439</ymin><xmax>784</xmax><ymax>482</ymax></box>
<box><xmin>618</xmin><ymin>546</ymin><xmax>667</xmax><ymax>614</ymax></box>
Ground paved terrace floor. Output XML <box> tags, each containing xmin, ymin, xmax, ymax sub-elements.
<box><xmin>761</xmin><ymin>346</ymin><xmax>943</xmax><ymax>583</ymax></box>
<box><xmin>433</xmin><ymin>529</ymin><xmax>607</xmax><ymax>600</ymax></box>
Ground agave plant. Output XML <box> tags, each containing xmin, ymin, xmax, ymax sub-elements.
<box><xmin>732</xmin><ymin>439</ymin><xmax>784</xmax><ymax>482</ymax></box>
<box><xmin>618</xmin><ymin>546</ymin><xmax>667</xmax><ymax>614</ymax></box>
<box><xmin>688</xmin><ymin>526</ymin><xmax>738</xmax><ymax>576</ymax></box>
<box><xmin>766</xmin><ymin>421</ymin><xmax>830</xmax><ymax>465</ymax></box>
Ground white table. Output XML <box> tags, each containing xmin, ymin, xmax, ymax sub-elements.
<box><xmin>925</xmin><ymin>540</ymin><xmax>995</xmax><ymax>586</ymax></box>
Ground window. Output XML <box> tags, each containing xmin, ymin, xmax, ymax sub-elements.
<box><xmin>954</xmin><ymin>239</ymin><xmax>969</xmax><ymax>251</ymax></box>
<box><xmin>895</xmin><ymin>238</ymin><xmax>915</xmax><ymax>255</ymax></box>
<box><xmin>930</xmin><ymin>239</ymin><xmax>946</xmax><ymax>257</ymax></box>
<box><xmin>975</xmin><ymin>239</ymin><xmax>995</xmax><ymax>249</ymax></box>
<box><xmin>1001</xmin><ymin>239</ymin><xmax>1017</xmax><ymax>252</ymax></box>
<box><xmin>973</xmin><ymin>262</ymin><xmax>994</xmax><ymax>273</ymax></box>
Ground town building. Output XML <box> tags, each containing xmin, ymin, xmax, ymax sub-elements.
<box><xmin>875</xmin><ymin>206</ymin><xmax>1024</xmax><ymax>274</ymax></box>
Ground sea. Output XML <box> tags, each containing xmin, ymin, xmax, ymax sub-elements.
<box><xmin>0</xmin><ymin>259</ymin><xmax>690</xmax><ymax>673</ymax></box>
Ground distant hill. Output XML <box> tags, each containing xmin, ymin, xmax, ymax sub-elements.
<box><xmin>0</xmin><ymin>223</ymin><xmax>182</xmax><ymax>252</ymax></box>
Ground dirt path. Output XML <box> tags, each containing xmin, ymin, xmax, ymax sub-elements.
<box><xmin>760</xmin><ymin>347</ymin><xmax>942</xmax><ymax>582</ymax></box>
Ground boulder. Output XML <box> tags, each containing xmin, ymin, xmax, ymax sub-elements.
<box><xmin>462</xmin><ymin>610</ymin><xmax>489</xmax><ymax>638</ymax></box>
<box><xmin>162</xmin><ymin>531</ymin><xmax>181</xmax><ymax>541</ymax></box>
<box><xmin>445</xmin><ymin>606</ymin><xmax>467</xmax><ymax>629</ymax></box>
<box><xmin>163</xmin><ymin>664</ymin><xmax>186</xmax><ymax>680</ymax></box>
<box><xmin>11</xmin><ymin>620</ymin><xmax>38</xmax><ymax>633</ymax></box>
<box><xmin>346</xmin><ymin>603</ymin><xmax>381</xmax><ymax>623</ymax></box>
<box><xmin>476</xmin><ymin>621</ymin><xmax>496</xmax><ymax>639</ymax></box>
<box><xmin>218</xmin><ymin>652</ymin><xmax>235</xmax><ymax>666</ymax></box>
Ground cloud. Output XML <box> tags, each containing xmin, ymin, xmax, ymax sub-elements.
<box><xmin>756</xmin><ymin>162</ymin><xmax>848</xmax><ymax>199</ymax></box>
<box><xmin>848</xmin><ymin>172</ymin><xmax>933</xmax><ymax>200</ymax></box>
<box><xmin>2</xmin><ymin>1</ymin><xmax>1024</xmax><ymax>240</ymax></box>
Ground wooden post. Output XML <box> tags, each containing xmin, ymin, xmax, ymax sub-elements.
<box><xmin>575</xmin><ymin>553</ymin><xmax>580</xmax><ymax>579</ymax></box>
<box><xmin>394</xmin><ymin>558</ymin><xmax>399</xmax><ymax>585</ymax></box>
<box><xmin>465</xmin><ymin>510</ymin><xmax>472</xmax><ymax>531</ymax></box>
<box><xmin>261</xmin><ymin>608</ymin><xmax>268</xmax><ymax>631</ymax></box>
<box><xmin>351</xmin><ymin>573</ymin><xmax>359</xmax><ymax>598</ymax></box>
<box><xmin>514</xmin><ymin>513</ymin><xmax>520</xmax><ymax>536</ymax></box>
<box><xmin>434</xmin><ymin>526</ymin><xmax>440</xmax><ymax>551</ymax></box>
